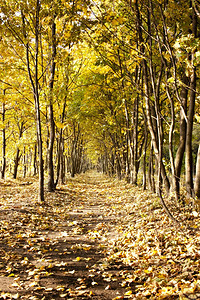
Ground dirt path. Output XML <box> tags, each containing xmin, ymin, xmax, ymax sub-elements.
<box><xmin>0</xmin><ymin>171</ymin><xmax>134</xmax><ymax>300</ymax></box>
<box><xmin>1</xmin><ymin>171</ymin><xmax>200</xmax><ymax>300</ymax></box>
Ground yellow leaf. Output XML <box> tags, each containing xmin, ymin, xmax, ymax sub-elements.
<box><xmin>111</xmin><ymin>19</ymin><xmax>119</xmax><ymax>26</ymax></box>
<box><xmin>124</xmin><ymin>290</ymin><xmax>132</xmax><ymax>296</ymax></box>
<box><xmin>83</xmin><ymin>246</ymin><xmax>91</xmax><ymax>251</ymax></box>
<box><xmin>76</xmin><ymin>257</ymin><xmax>81</xmax><ymax>261</ymax></box>
<box><xmin>17</xmin><ymin>233</ymin><xmax>23</xmax><ymax>239</ymax></box>
<box><xmin>159</xmin><ymin>286</ymin><xmax>175</xmax><ymax>296</ymax></box>
<box><xmin>56</xmin><ymin>286</ymin><xmax>65</xmax><ymax>291</ymax></box>
<box><xmin>55</xmin><ymin>121</ymin><xmax>65</xmax><ymax>129</ymax></box>
<box><xmin>29</xmin><ymin>281</ymin><xmax>38</xmax><ymax>287</ymax></box>
<box><xmin>144</xmin><ymin>269</ymin><xmax>152</xmax><ymax>274</ymax></box>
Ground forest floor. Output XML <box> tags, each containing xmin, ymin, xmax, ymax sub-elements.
<box><xmin>0</xmin><ymin>171</ymin><xmax>200</xmax><ymax>300</ymax></box>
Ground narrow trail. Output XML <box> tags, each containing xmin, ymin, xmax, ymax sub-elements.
<box><xmin>0</xmin><ymin>171</ymin><xmax>136</xmax><ymax>299</ymax></box>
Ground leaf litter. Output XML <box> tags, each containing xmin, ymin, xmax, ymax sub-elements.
<box><xmin>0</xmin><ymin>172</ymin><xmax>200</xmax><ymax>299</ymax></box>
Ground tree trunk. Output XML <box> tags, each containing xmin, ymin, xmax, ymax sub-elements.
<box><xmin>21</xmin><ymin>1</ymin><xmax>44</xmax><ymax>201</ymax></box>
<box><xmin>143</xmin><ymin>62</ymin><xmax>170</xmax><ymax>194</ymax></box>
<box><xmin>35</xmin><ymin>1</ymin><xmax>44</xmax><ymax>201</ymax></box>
<box><xmin>165</xmin><ymin>72</ymin><xmax>178</xmax><ymax>201</ymax></box>
<box><xmin>194</xmin><ymin>144</ymin><xmax>200</xmax><ymax>199</ymax></box>
<box><xmin>185</xmin><ymin>4</ymin><xmax>197</xmax><ymax>198</ymax></box>
<box><xmin>1</xmin><ymin>95</ymin><xmax>6</xmax><ymax>179</ymax></box>
<box><xmin>23</xmin><ymin>146</ymin><xmax>27</xmax><ymax>178</ymax></box>
<box><xmin>148</xmin><ymin>143</ymin><xmax>156</xmax><ymax>193</ymax></box>
<box><xmin>47</xmin><ymin>17</ymin><xmax>56</xmax><ymax>192</ymax></box>
<box><xmin>47</xmin><ymin>103</ymin><xmax>55</xmax><ymax>190</ymax></box>
<box><xmin>143</xmin><ymin>127</ymin><xmax>148</xmax><ymax>190</ymax></box>
<box><xmin>60</xmin><ymin>138</ymin><xmax>65</xmax><ymax>184</ymax></box>
<box><xmin>55</xmin><ymin>133</ymin><xmax>62</xmax><ymax>186</ymax></box>
<box><xmin>175</xmin><ymin>75</ymin><xmax>188</xmax><ymax>198</ymax></box>
<box><xmin>33</xmin><ymin>143</ymin><xmax>37</xmax><ymax>176</ymax></box>
<box><xmin>13</xmin><ymin>148</ymin><xmax>21</xmax><ymax>179</ymax></box>
<box><xmin>13</xmin><ymin>122</ymin><xmax>24</xmax><ymax>179</ymax></box>
<box><xmin>55</xmin><ymin>97</ymin><xmax>67</xmax><ymax>187</ymax></box>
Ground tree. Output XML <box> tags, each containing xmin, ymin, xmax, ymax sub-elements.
<box><xmin>185</xmin><ymin>3</ymin><xmax>198</xmax><ymax>198</ymax></box>
<box><xmin>47</xmin><ymin>15</ymin><xmax>56</xmax><ymax>192</ymax></box>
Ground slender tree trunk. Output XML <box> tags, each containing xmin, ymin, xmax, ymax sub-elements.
<box><xmin>47</xmin><ymin>103</ymin><xmax>55</xmax><ymax>190</ymax></box>
<box><xmin>23</xmin><ymin>146</ymin><xmax>27</xmax><ymax>178</ymax></box>
<box><xmin>132</xmin><ymin>96</ymin><xmax>139</xmax><ymax>184</ymax></box>
<box><xmin>194</xmin><ymin>144</ymin><xmax>200</xmax><ymax>199</ymax></box>
<box><xmin>60</xmin><ymin>138</ymin><xmax>65</xmax><ymax>184</ymax></box>
<box><xmin>29</xmin><ymin>148</ymin><xmax>32</xmax><ymax>176</ymax></box>
<box><xmin>142</xmin><ymin>134</ymin><xmax>148</xmax><ymax>190</ymax></box>
<box><xmin>175</xmin><ymin>76</ymin><xmax>188</xmax><ymax>198</ymax></box>
<box><xmin>124</xmin><ymin>100</ymin><xmax>131</xmax><ymax>181</ymax></box>
<box><xmin>1</xmin><ymin>94</ymin><xmax>6</xmax><ymax>179</ymax></box>
<box><xmin>143</xmin><ymin>63</ymin><xmax>170</xmax><ymax>194</ymax></box>
<box><xmin>55</xmin><ymin>98</ymin><xmax>67</xmax><ymax>187</ymax></box>
<box><xmin>148</xmin><ymin>143</ymin><xmax>156</xmax><ymax>193</ymax></box>
<box><xmin>185</xmin><ymin>5</ymin><xmax>197</xmax><ymax>198</ymax></box>
<box><xmin>70</xmin><ymin>123</ymin><xmax>79</xmax><ymax>177</ymax></box>
<box><xmin>21</xmin><ymin>1</ymin><xmax>44</xmax><ymax>201</ymax></box>
<box><xmin>13</xmin><ymin>148</ymin><xmax>21</xmax><ymax>179</ymax></box>
<box><xmin>33</xmin><ymin>143</ymin><xmax>37</xmax><ymax>176</ymax></box>
<box><xmin>118</xmin><ymin>49</ymin><xmax>131</xmax><ymax>181</ymax></box>
<box><xmin>165</xmin><ymin>72</ymin><xmax>178</xmax><ymax>201</ymax></box>
<box><xmin>47</xmin><ymin>17</ymin><xmax>56</xmax><ymax>192</ymax></box>
<box><xmin>143</xmin><ymin>115</ymin><xmax>148</xmax><ymax>190</ymax></box>
<box><xmin>35</xmin><ymin>1</ymin><xmax>44</xmax><ymax>201</ymax></box>
<box><xmin>55</xmin><ymin>133</ymin><xmax>62</xmax><ymax>186</ymax></box>
<box><xmin>147</xmin><ymin>4</ymin><xmax>167</xmax><ymax>195</ymax></box>
<box><xmin>13</xmin><ymin>122</ymin><xmax>24</xmax><ymax>179</ymax></box>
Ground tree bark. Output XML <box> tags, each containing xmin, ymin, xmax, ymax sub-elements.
<box><xmin>55</xmin><ymin>97</ymin><xmax>67</xmax><ymax>187</ymax></box>
<box><xmin>35</xmin><ymin>0</ymin><xmax>44</xmax><ymax>201</ymax></box>
<box><xmin>13</xmin><ymin>122</ymin><xmax>24</xmax><ymax>179</ymax></box>
<box><xmin>33</xmin><ymin>142</ymin><xmax>37</xmax><ymax>176</ymax></box>
<box><xmin>194</xmin><ymin>144</ymin><xmax>200</xmax><ymax>199</ymax></box>
<box><xmin>47</xmin><ymin>17</ymin><xmax>56</xmax><ymax>192</ymax></box>
<box><xmin>1</xmin><ymin>93</ymin><xmax>6</xmax><ymax>179</ymax></box>
<box><xmin>13</xmin><ymin>148</ymin><xmax>21</xmax><ymax>179</ymax></box>
<box><xmin>185</xmin><ymin>4</ymin><xmax>197</xmax><ymax>198</ymax></box>
<box><xmin>142</xmin><ymin>110</ymin><xmax>148</xmax><ymax>190</ymax></box>
<box><xmin>131</xmin><ymin>96</ymin><xmax>139</xmax><ymax>185</ymax></box>
<box><xmin>21</xmin><ymin>2</ymin><xmax>44</xmax><ymax>200</ymax></box>
<box><xmin>175</xmin><ymin>76</ymin><xmax>188</xmax><ymax>198</ymax></box>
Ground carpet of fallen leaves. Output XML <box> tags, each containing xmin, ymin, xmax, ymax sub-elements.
<box><xmin>0</xmin><ymin>171</ymin><xmax>200</xmax><ymax>300</ymax></box>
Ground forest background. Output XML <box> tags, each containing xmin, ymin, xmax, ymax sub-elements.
<box><xmin>0</xmin><ymin>0</ymin><xmax>200</xmax><ymax>206</ymax></box>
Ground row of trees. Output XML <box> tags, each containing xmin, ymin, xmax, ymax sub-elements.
<box><xmin>0</xmin><ymin>0</ymin><xmax>200</xmax><ymax>204</ymax></box>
